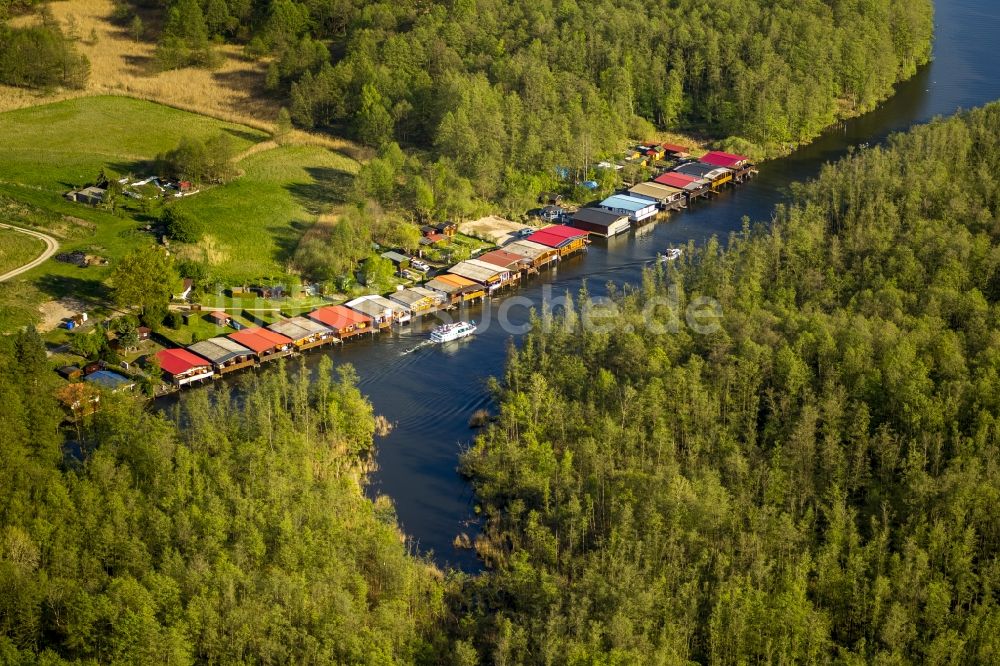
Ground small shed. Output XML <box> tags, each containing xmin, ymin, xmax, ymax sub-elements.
<box><xmin>207</xmin><ymin>311</ymin><xmax>231</xmax><ymax>327</ymax></box>
<box><xmin>381</xmin><ymin>251</ymin><xmax>411</xmax><ymax>270</ymax></box>
<box><xmin>538</xmin><ymin>192</ymin><xmax>563</xmax><ymax>205</ymax></box>
<box><xmin>57</xmin><ymin>365</ymin><xmax>83</xmax><ymax>381</ymax></box>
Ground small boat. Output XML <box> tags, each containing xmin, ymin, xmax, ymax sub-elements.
<box><xmin>660</xmin><ymin>248</ymin><xmax>683</xmax><ymax>262</ymax></box>
<box><xmin>430</xmin><ymin>320</ymin><xmax>477</xmax><ymax>343</ymax></box>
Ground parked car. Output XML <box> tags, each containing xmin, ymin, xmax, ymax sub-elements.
<box><xmin>410</xmin><ymin>258</ymin><xmax>430</xmax><ymax>272</ymax></box>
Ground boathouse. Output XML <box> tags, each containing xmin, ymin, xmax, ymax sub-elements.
<box><xmin>598</xmin><ymin>195</ymin><xmax>659</xmax><ymax>224</ymax></box>
<box><xmin>627</xmin><ymin>182</ymin><xmax>686</xmax><ymax>209</ymax></box>
<box><xmin>188</xmin><ymin>337</ymin><xmax>257</xmax><ymax>375</ymax></box>
<box><xmin>448</xmin><ymin>259</ymin><xmax>515</xmax><ymax>293</ymax></box>
<box><xmin>503</xmin><ymin>239</ymin><xmax>560</xmax><ymax>269</ymax></box>
<box><xmin>228</xmin><ymin>327</ymin><xmax>294</xmax><ymax>363</ymax></box>
<box><xmin>478</xmin><ymin>248</ymin><xmax>534</xmax><ymax>274</ymax></box>
<box><xmin>390</xmin><ymin>287</ymin><xmax>444</xmax><ymax>316</ymax></box>
<box><xmin>267</xmin><ymin>316</ymin><xmax>334</xmax><ymax>350</ymax></box>
<box><xmin>425</xmin><ymin>274</ymin><xmax>486</xmax><ymax>304</ymax></box>
<box><xmin>346</xmin><ymin>295</ymin><xmax>404</xmax><ymax>328</ymax></box>
<box><xmin>524</xmin><ymin>225</ymin><xmax>589</xmax><ymax>257</ymax></box>
<box><xmin>308</xmin><ymin>305</ymin><xmax>374</xmax><ymax>340</ymax></box>
<box><xmin>674</xmin><ymin>162</ymin><xmax>733</xmax><ymax>188</ymax></box>
<box><xmin>570</xmin><ymin>208</ymin><xmax>631</xmax><ymax>237</ymax></box>
<box><xmin>699</xmin><ymin>151</ymin><xmax>750</xmax><ymax>169</ymax></box>
<box><xmin>155</xmin><ymin>348</ymin><xmax>214</xmax><ymax>386</ymax></box>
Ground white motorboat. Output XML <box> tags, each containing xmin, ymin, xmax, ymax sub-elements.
<box><xmin>430</xmin><ymin>320</ymin><xmax>477</xmax><ymax>343</ymax></box>
<box><xmin>660</xmin><ymin>248</ymin><xmax>683</xmax><ymax>262</ymax></box>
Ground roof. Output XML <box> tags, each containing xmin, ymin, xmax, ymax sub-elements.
<box><xmin>189</xmin><ymin>337</ymin><xmax>254</xmax><ymax>365</ymax></box>
<box><xmin>478</xmin><ymin>249</ymin><xmax>532</xmax><ymax>269</ymax></box>
<box><xmin>345</xmin><ymin>296</ymin><xmax>396</xmax><ymax>319</ymax></box>
<box><xmin>525</xmin><ymin>225</ymin><xmax>588</xmax><ymax>249</ymax></box>
<box><xmin>660</xmin><ymin>143</ymin><xmax>689</xmax><ymax>154</ymax></box>
<box><xmin>426</xmin><ymin>274</ymin><xmax>480</xmax><ymax>294</ymax></box>
<box><xmin>207</xmin><ymin>310</ymin><xmax>230</xmax><ymax>322</ymax></box>
<box><xmin>85</xmin><ymin>370</ymin><xmax>134</xmax><ymax>390</ymax></box>
<box><xmin>228</xmin><ymin>326</ymin><xmax>292</xmax><ymax>353</ymax></box>
<box><xmin>654</xmin><ymin>172</ymin><xmax>704</xmax><ymax>190</ymax></box>
<box><xmin>572</xmin><ymin>207</ymin><xmax>629</xmax><ymax>227</ymax></box>
<box><xmin>503</xmin><ymin>239</ymin><xmax>554</xmax><ymax>260</ymax></box>
<box><xmin>448</xmin><ymin>260</ymin><xmax>508</xmax><ymax>284</ymax></box>
<box><xmin>628</xmin><ymin>182</ymin><xmax>684</xmax><ymax>201</ymax></box>
<box><xmin>600</xmin><ymin>195</ymin><xmax>657</xmax><ymax>213</ymax></box>
<box><xmin>309</xmin><ymin>305</ymin><xmax>372</xmax><ymax>330</ymax></box>
<box><xmin>381</xmin><ymin>251</ymin><xmax>410</xmax><ymax>264</ymax></box>
<box><xmin>699</xmin><ymin>150</ymin><xmax>748</xmax><ymax>168</ymax></box>
<box><xmin>267</xmin><ymin>316</ymin><xmax>331</xmax><ymax>341</ymax></box>
<box><xmin>156</xmin><ymin>348</ymin><xmax>212</xmax><ymax>375</ymax></box>
<box><xmin>419</xmin><ymin>233</ymin><xmax>447</xmax><ymax>245</ymax></box>
<box><xmin>675</xmin><ymin>162</ymin><xmax>731</xmax><ymax>180</ymax></box>
<box><xmin>390</xmin><ymin>288</ymin><xmax>434</xmax><ymax>306</ymax></box>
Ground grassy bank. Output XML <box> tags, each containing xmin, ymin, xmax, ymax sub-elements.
<box><xmin>0</xmin><ymin>227</ymin><xmax>45</xmax><ymax>275</ymax></box>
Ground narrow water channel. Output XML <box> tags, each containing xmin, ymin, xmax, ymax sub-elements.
<box><xmin>167</xmin><ymin>0</ymin><xmax>1000</xmax><ymax>572</ymax></box>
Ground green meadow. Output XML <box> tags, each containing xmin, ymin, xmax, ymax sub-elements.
<box><xmin>0</xmin><ymin>227</ymin><xmax>44</xmax><ymax>275</ymax></box>
<box><xmin>0</xmin><ymin>95</ymin><xmax>358</xmax><ymax>330</ymax></box>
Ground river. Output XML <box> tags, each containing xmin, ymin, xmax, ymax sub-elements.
<box><xmin>167</xmin><ymin>0</ymin><xmax>1000</xmax><ymax>572</ymax></box>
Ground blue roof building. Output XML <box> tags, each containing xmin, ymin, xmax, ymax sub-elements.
<box><xmin>599</xmin><ymin>194</ymin><xmax>659</xmax><ymax>223</ymax></box>
<box><xmin>84</xmin><ymin>370</ymin><xmax>136</xmax><ymax>392</ymax></box>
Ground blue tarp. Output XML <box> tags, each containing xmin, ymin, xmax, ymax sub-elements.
<box><xmin>581</xmin><ymin>180</ymin><xmax>599</xmax><ymax>189</ymax></box>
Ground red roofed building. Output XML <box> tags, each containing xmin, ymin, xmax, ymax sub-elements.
<box><xmin>660</xmin><ymin>143</ymin><xmax>689</xmax><ymax>156</ymax></box>
<box><xmin>228</xmin><ymin>327</ymin><xmax>294</xmax><ymax>362</ymax></box>
<box><xmin>308</xmin><ymin>305</ymin><xmax>374</xmax><ymax>340</ymax></box>
<box><xmin>155</xmin><ymin>348</ymin><xmax>214</xmax><ymax>386</ymax></box>
<box><xmin>525</xmin><ymin>225</ymin><xmax>589</xmax><ymax>257</ymax></box>
<box><xmin>478</xmin><ymin>249</ymin><xmax>532</xmax><ymax>271</ymax></box>
<box><xmin>654</xmin><ymin>172</ymin><xmax>705</xmax><ymax>191</ymax></box>
<box><xmin>699</xmin><ymin>151</ymin><xmax>750</xmax><ymax>169</ymax></box>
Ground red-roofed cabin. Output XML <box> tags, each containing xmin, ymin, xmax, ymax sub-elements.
<box><xmin>228</xmin><ymin>327</ymin><xmax>294</xmax><ymax>363</ymax></box>
<box><xmin>525</xmin><ymin>225</ymin><xmax>590</xmax><ymax>257</ymax></box>
<box><xmin>660</xmin><ymin>143</ymin><xmax>689</xmax><ymax>157</ymax></box>
<box><xmin>699</xmin><ymin>151</ymin><xmax>751</xmax><ymax>169</ymax></box>
<box><xmin>478</xmin><ymin>249</ymin><xmax>533</xmax><ymax>272</ymax></box>
<box><xmin>308</xmin><ymin>305</ymin><xmax>374</xmax><ymax>340</ymax></box>
<box><xmin>654</xmin><ymin>172</ymin><xmax>706</xmax><ymax>192</ymax></box>
<box><xmin>155</xmin><ymin>348</ymin><xmax>214</xmax><ymax>386</ymax></box>
<box><xmin>207</xmin><ymin>311</ymin><xmax>231</xmax><ymax>327</ymax></box>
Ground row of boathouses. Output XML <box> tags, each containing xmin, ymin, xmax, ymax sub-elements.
<box><xmin>153</xmin><ymin>223</ymin><xmax>592</xmax><ymax>387</ymax></box>
<box><xmin>566</xmin><ymin>149</ymin><xmax>757</xmax><ymax>237</ymax></box>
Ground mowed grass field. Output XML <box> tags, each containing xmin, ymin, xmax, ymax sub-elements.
<box><xmin>171</xmin><ymin>144</ymin><xmax>358</xmax><ymax>282</ymax></box>
<box><xmin>0</xmin><ymin>95</ymin><xmax>359</xmax><ymax>330</ymax></box>
<box><xmin>0</xmin><ymin>228</ymin><xmax>45</xmax><ymax>275</ymax></box>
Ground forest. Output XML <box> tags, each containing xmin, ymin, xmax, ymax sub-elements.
<box><xmin>0</xmin><ymin>335</ymin><xmax>447</xmax><ymax>663</ymax></box>
<box><xmin>143</xmin><ymin>0</ymin><xmax>933</xmax><ymax>197</ymax></box>
<box><xmin>6</xmin><ymin>101</ymin><xmax>1000</xmax><ymax>664</ymax></box>
<box><xmin>455</xmin><ymin>103</ymin><xmax>1000</xmax><ymax>662</ymax></box>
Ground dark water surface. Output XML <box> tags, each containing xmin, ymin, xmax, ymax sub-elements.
<box><xmin>167</xmin><ymin>0</ymin><xmax>1000</xmax><ymax>572</ymax></box>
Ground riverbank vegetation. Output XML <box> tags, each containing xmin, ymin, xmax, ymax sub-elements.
<box><xmin>457</xmin><ymin>102</ymin><xmax>1000</xmax><ymax>662</ymax></box>
<box><xmin>0</xmin><ymin>331</ymin><xmax>447</xmax><ymax>663</ymax></box>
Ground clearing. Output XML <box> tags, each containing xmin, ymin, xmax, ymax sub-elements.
<box><xmin>0</xmin><ymin>227</ymin><xmax>46</xmax><ymax>276</ymax></box>
<box><xmin>0</xmin><ymin>96</ymin><xmax>359</xmax><ymax>332</ymax></box>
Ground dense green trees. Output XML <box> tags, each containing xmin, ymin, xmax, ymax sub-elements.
<box><xmin>0</xmin><ymin>335</ymin><xmax>446</xmax><ymax>663</ymax></box>
<box><xmin>456</xmin><ymin>103</ymin><xmax>1000</xmax><ymax>662</ymax></box>
<box><xmin>109</xmin><ymin>245</ymin><xmax>178</xmax><ymax>325</ymax></box>
<box><xmin>156</xmin><ymin>133</ymin><xmax>237</xmax><ymax>184</ymax></box>
<box><xmin>0</xmin><ymin>18</ymin><xmax>89</xmax><ymax>90</ymax></box>
<box><xmin>143</xmin><ymin>0</ymin><xmax>932</xmax><ymax>199</ymax></box>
